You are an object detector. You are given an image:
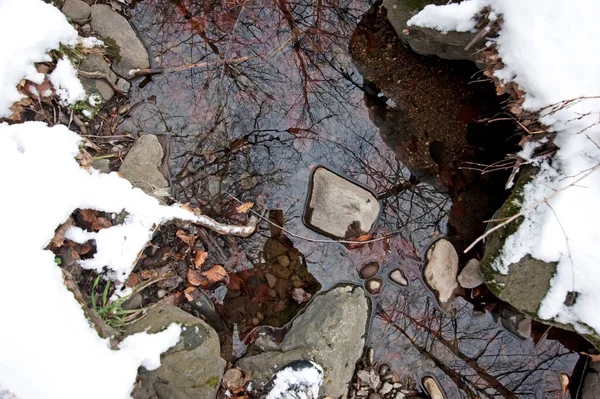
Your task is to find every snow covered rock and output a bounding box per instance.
[262,360,323,399]
[424,239,458,305]
[383,0,482,65]
[90,4,150,78]
[236,286,369,398]
[124,303,226,399]
[79,53,118,101]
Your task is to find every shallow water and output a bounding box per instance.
[123,0,582,396]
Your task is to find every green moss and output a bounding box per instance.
[103,37,122,63]
[205,376,221,389]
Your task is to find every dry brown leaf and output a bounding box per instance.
[201,265,228,284]
[227,273,244,290]
[52,217,74,248]
[126,273,140,288]
[348,234,372,249]
[140,270,157,280]
[194,250,208,269]
[186,268,206,286]
[183,287,200,301]
[236,202,254,214]
[176,229,196,246]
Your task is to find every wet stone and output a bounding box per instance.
[389,269,407,286]
[423,377,444,399]
[305,167,380,239]
[119,134,169,198]
[424,239,458,305]
[90,4,150,78]
[61,0,91,24]
[457,258,484,289]
[121,293,143,310]
[79,53,118,101]
[360,262,380,280]
[265,273,277,288]
[365,278,384,295]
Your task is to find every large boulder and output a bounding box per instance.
[481,167,600,348]
[236,286,370,398]
[124,303,226,399]
[382,0,483,66]
[90,4,150,78]
[304,167,380,239]
[119,134,170,198]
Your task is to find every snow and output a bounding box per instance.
[79,36,105,49]
[0,0,78,117]
[410,0,600,335]
[49,57,86,106]
[407,0,486,33]
[265,361,323,399]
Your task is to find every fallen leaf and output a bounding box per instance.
[126,273,140,288]
[227,273,244,291]
[348,234,372,249]
[291,288,311,304]
[140,270,157,280]
[202,265,228,284]
[187,269,205,286]
[176,229,196,246]
[194,250,208,268]
[52,217,73,248]
[236,202,254,214]
[183,286,200,301]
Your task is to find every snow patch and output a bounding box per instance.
[49,57,86,106]
[407,0,486,33]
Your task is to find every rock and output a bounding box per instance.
[236,286,369,398]
[262,360,323,399]
[422,377,444,399]
[365,278,384,295]
[499,305,532,340]
[277,254,291,267]
[81,24,92,35]
[222,368,245,390]
[125,303,225,399]
[305,167,380,239]
[92,158,111,173]
[360,262,380,279]
[119,134,170,198]
[61,0,90,24]
[389,269,408,286]
[382,0,483,66]
[424,239,458,305]
[265,273,277,288]
[116,78,131,93]
[90,4,150,78]
[380,382,393,395]
[121,293,143,310]
[582,363,600,399]
[79,53,118,101]
[457,258,484,289]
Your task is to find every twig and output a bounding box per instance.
[465,20,494,51]
[129,56,251,77]
[77,70,126,95]
[71,113,88,135]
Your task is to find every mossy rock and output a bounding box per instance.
[480,166,600,350]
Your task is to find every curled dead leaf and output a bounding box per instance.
[194,250,208,269]
[236,202,254,214]
[348,233,372,249]
[176,229,196,247]
[202,265,228,284]
[186,269,206,287]
[183,286,201,301]
[52,217,73,248]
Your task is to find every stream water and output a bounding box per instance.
[121,0,584,397]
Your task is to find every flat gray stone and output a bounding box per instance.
[92,158,111,173]
[119,134,169,198]
[125,304,225,399]
[424,239,458,305]
[583,363,600,399]
[80,53,117,101]
[62,0,90,24]
[90,4,150,78]
[457,258,484,289]
[305,167,380,239]
[236,286,369,398]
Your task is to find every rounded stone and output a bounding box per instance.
[360,262,380,279]
[389,269,408,286]
[457,258,484,289]
[366,278,384,295]
[61,0,91,24]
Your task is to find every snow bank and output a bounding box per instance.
[409,0,600,335]
[407,0,486,33]
[0,122,194,399]
[0,0,78,117]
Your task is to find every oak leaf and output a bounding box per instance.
[236,202,254,214]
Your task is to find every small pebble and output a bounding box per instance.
[156,289,166,299]
[369,393,382,399]
[380,382,393,395]
[360,261,380,279]
[366,278,384,295]
[393,383,401,389]
[389,269,408,286]
[395,393,405,399]
[378,363,390,376]
[252,317,259,326]
[356,390,368,397]
[423,377,444,399]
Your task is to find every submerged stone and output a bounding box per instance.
[304,167,380,239]
[424,239,458,305]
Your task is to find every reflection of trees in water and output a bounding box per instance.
[375,292,576,398]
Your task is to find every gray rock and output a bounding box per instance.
[92,158,111,173]
[236,286,369,398]
[122,293,143,310]
[119,134,170,198]
[61,0,90,24]
[116,78,131,93]
[424,239,458,305]
[305,167,380,239]
[498,305,532,340]
[382,0,483,66]
[457,258,484,289]
[583,363,600,399]
[80,53,118,101]
[90,4,150,78]
[124,303,226,399]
